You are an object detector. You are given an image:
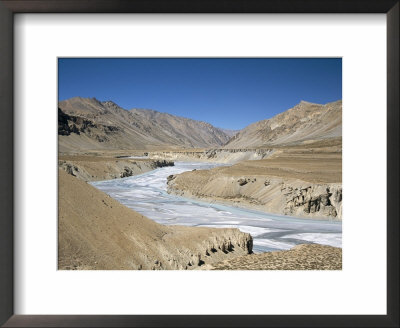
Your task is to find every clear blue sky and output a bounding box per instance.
[58,58,341,130]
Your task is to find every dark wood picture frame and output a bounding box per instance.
[0,1,398,327]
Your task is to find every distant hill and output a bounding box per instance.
[58,97,231,152]
[219,128,240,138]
[224,100,342,148]
[130,107,231,148]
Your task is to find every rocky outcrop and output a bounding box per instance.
[120,167,134,178]
[161,228,253,270]
[205,230,253,256]
[62,163,79,176]
[58,108,75,136]
[167,174,176,182]
[282,185,342,218]
[151,160,175,168]
[58,108,119,140]
[238,178,249,186]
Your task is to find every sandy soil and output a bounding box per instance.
[223,147,342,184]
[206,244,342,270]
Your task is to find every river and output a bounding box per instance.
[91,162,342,253]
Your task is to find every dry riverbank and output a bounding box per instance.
[58,155,173,182]
[59,169,253,270]
[148,148,273,163]
[167,147,342,220]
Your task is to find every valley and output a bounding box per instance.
[58,96,342,270]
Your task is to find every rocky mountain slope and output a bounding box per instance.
[58,97,231,152]
[219,128,240,137]
[224,100,342,148]
[130,108,231,148]
[58,169,253,270]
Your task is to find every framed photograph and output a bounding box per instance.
[0,0,398,327]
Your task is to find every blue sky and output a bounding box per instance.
[58,58,341,130]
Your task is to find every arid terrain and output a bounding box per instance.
[59,155,174,181]
[204,244,342,270]
[59,169,253,270]
[225,100,342,148]
[167,142,342,220]
[58,97,342,270]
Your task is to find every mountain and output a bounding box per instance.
[224,100,342,148]
[58,97,231,152]
[130,108,231,148]
[219,128,240,138]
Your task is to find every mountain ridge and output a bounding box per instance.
[58,97,342,153]
[224,100,342,148]
[58,97,232,152]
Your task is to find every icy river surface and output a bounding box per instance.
[91,162,342,253]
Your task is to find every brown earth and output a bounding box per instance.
[221,146,342,184]
[58,169,253,270]
[167,146,342,220]
[58,155,174,182]
[206,244,342,270]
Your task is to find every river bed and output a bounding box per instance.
[91,162,342,253]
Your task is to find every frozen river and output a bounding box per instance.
[91,162,342,253]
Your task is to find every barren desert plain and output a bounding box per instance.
[58,97,342,270]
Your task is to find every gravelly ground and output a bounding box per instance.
[208,244,342,270]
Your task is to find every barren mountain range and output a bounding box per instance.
[59,97,341,153]
[58,97,231,152]
[224,100,342,148]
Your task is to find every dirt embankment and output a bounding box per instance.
[204,244,342,270]
[167,148,342,220]
[59,169,253,270]
[58,155,174,182]
[148,148,273,163]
